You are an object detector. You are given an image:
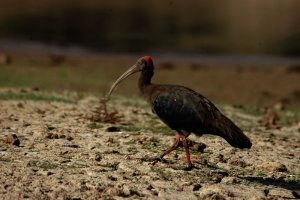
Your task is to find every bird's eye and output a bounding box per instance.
[138,60,144,65]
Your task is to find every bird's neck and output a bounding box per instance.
[138,70,153,94]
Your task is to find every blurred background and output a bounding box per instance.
[0,0,300,106]
[1,0,300,55]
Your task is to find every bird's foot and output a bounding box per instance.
[168,163,193,171]
[151,155,170,166]
[141,155,167,165]
[184,163,193,171]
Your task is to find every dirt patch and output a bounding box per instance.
[0,90,299,199]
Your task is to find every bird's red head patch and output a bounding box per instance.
[144,56,152,65]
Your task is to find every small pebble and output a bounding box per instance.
[95,154,102,162]
[192,184,202,191]
[2,133,20,147]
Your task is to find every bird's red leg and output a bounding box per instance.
[159,133,181,158]
[181,136,192,167]
[144,133,180,164]
[150,133,193,170]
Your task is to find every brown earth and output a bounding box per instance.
[0,89,299,199]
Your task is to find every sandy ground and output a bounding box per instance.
[0,89,299,199]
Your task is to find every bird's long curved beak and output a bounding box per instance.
[105,64,140,100]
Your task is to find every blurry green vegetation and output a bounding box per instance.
[0,60,112,93]
[0,157,13,162]
[0,90,75,103]
[0,0,300,55]
[277,107,300,127]
[145,119,173,135]
[237,106,264,117]
[0,54,300,107]
[119,125,141,132]
[118,96,148,108]
[142,139,168,153]
[0,54,132,97]
[63,162,88,169]
[118,124,172,135]
[87,122,103,129]
[28,160,59,170]
[28,160,87,169]
[123,139,136,145]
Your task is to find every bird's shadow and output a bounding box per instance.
[239,176,300,192]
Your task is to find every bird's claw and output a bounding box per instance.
[167,163,193,171]
[183,163,193,171]
[141,155,166,165]
[151,155,168,166]
[142,155,194,170]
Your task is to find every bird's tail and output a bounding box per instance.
[214,115,252,149]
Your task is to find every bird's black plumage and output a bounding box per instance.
[107,56,252,169]
[148,84,252,148]
[138,59,252,149]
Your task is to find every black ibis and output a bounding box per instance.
[106,56,252,170]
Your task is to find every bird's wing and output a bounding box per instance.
[151,85,207,133]
[151,85,251,148]
[186,88,252,148]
